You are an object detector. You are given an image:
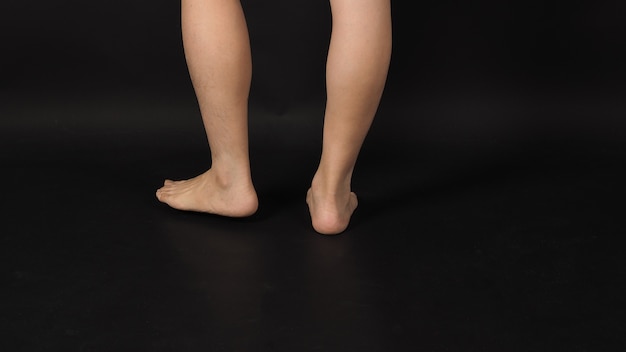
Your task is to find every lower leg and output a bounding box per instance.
[156,0,257,217]
[307,0,392,234]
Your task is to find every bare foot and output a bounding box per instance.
[306,183,358,235]
[156,169,258,217]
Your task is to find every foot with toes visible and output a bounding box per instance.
[156,169,258,218]
[157,169,358,234]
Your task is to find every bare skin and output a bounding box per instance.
[157,0,258,217]
[307,0,392,234]
[157,0,392,235]
[158,171,257,217]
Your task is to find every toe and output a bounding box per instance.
[156,188,169,203]
[350,192,358,209]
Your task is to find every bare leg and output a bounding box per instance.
[307,0,392,234]
[156,0,258,217]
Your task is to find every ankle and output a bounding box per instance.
[210,164,253,189]
[311,170,352,196]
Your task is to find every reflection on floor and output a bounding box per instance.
[2,95,625,351]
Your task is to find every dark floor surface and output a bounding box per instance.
[2,93,626,351]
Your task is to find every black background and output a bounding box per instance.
[2,1,626,351]
[2,0,625,140]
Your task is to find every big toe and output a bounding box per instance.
[156,188,169,203]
